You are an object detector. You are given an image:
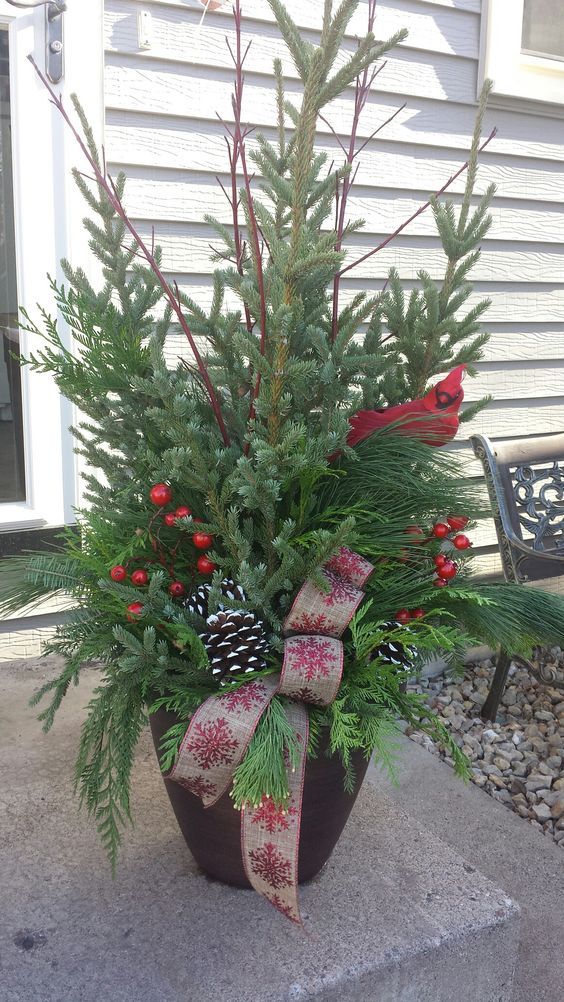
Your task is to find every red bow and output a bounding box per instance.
[347,365,466,448]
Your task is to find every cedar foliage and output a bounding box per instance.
[3,1,564,867]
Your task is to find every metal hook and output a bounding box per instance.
[4,0,66,12]
[5,0,66,82]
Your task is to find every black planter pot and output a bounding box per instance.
[150,708,369,887]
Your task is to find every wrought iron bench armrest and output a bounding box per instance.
[471,433,564,584]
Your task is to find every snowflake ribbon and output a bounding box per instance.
[170,546,373,924]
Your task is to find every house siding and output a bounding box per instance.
[103,0,564,577]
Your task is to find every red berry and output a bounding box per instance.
[175,505,192,519]
[434,554,447,567]
[164,512,177,527]
[432,522,450,539]
[193,517,203,524]
[453,533,471,550]
[110,565,127,582]
[126,601,144,621]
[395,608,411,625]
[149,483,172,507]
[411,608,425,619]
[197,555,217,575]
[169,581,186,598]
[447,515,469,532]
[131,569,149,586]
[437,559,457,581]
[433,577,448,588]
[193,531,213,550]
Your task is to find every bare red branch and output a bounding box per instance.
[29,56,232,448]
[339,128,498,279]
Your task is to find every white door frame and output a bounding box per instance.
[0,0,103,531]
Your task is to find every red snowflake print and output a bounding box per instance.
[178,774,217,799]
[290,611,333,634]
[251,795,297,834]
[266,893,299,923]
[322,569,359,607]
[287,636,339,681]
[186,717,238,771]
[325,547,370,585]
[222,682,268,714]
[288,685,325,705]
[248,842,292,889]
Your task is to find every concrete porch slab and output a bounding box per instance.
[1,657,519,1002]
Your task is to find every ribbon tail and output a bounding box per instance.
[170,676,279,806]
[241,701,309,926]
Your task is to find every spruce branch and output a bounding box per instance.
[339,128,497,278]
[329,0,404,342]
[224,2,268,451]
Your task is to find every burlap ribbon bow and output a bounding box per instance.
[170,546,373,923]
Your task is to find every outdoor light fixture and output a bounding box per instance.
[5,0,65,82]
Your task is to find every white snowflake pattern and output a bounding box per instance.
[186,717,239,771]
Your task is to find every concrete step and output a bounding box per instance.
[1,657,519,1002]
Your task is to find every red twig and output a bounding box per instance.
[330,0,382,342]
[353,100,406,160]
[220,17,254,340]
[338,128,498,279]
[28,57,232,448]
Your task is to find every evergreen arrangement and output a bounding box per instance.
[4,0,564,870]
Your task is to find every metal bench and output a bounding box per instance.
[470,433,564,721]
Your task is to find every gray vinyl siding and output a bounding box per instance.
[103,0,564,576]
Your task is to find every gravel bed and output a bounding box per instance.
[407,656,564,847]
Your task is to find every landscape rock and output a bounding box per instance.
[532,803,553,823]
[527,773,553,792]
[411,657,564,849]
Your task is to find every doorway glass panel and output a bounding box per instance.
[0,27,25,502]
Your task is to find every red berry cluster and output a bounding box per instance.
[392,515,472,620]
[394,607,425,624]
[431,515,471,588]
[110,483,220,622]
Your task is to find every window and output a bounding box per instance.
[0,1,103,532]
[0,28,24,503]
[480,0,564,105]
[521,0,564,62]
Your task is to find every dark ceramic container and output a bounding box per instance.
[150,708,369,887]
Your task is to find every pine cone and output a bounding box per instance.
[184,578,246,620]
[202,609,270,682]
[371,623,415,671]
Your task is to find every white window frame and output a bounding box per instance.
[0,0,103,531]
[480,0,564,106]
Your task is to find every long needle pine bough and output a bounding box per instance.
[3,0,564,869]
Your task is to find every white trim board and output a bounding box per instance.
[0,0,104,531]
